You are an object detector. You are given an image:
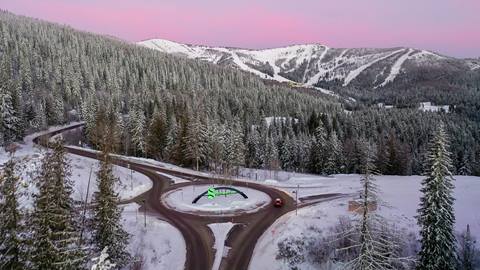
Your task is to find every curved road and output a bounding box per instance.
[34,123,346,270]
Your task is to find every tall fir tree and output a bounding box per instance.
[145,107,168,160]
[0,159,25,269]
[309,125,328,174]
[30,140,85,270]
[91,124,130,269]
[342,162,403,270]
[183,116,207,170]
[417,124,457,270]
[0,86,20,145]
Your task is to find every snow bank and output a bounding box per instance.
[208,222,237,270]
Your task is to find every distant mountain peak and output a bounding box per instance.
[138,38,476,89]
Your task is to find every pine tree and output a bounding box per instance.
[184,116,207,170]
[0,159,25,269]
[324,131,344,175]
[164,117,178,162]
[417,124,457,270]
[91,131,130,269]
[263,135,279,172]
[457,224,478,270]
[146,108,167,160]
[0,86,20,144]
[129,108,146,156]
[224,122,245,176]
[30,141,86,270]
[341,162,403,270]
[458,152,472,176]
[309,125,328,174]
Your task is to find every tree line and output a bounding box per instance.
[1,11,479,176]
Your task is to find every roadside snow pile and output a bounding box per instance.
[122,203,186,270]
[208,222,237,270]
[162,184,270,215]
[249,174,480,270]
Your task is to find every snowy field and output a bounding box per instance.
[122,203,186,270]
[249,174,480,270]
[162,184,271,216]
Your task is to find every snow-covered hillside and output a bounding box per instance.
[138,39,474,89]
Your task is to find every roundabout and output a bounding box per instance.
[162,184,271,216]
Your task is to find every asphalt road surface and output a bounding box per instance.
[34,123,346,270]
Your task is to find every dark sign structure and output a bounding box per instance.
[192,186,248,204]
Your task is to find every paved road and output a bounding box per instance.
[34,124,346,270]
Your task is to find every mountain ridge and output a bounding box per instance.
[138,38,479,91]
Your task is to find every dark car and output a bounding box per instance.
[274,198,283,207]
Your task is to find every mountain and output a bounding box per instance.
[138,39,479,91]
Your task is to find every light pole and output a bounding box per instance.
[79,165,93,244]
[143,199,146,228]
[295,184,299,216]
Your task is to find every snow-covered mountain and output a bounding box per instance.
[138,39,478,89]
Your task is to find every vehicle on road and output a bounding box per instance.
[274,198,283,207]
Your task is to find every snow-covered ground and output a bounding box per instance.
[0,124,152,208]
[419,101,450,113]
[70,154,151,203]
[208,222,237,270]
[122,203,186,270]
[162,184,271,216]
[249,174,480,270]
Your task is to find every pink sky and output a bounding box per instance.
[2,0,479,58]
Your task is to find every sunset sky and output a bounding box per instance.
[2,0,479,58]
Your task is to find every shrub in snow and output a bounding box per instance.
[91,247,116,270]
[276,236,306,268]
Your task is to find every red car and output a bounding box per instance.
[274,198,283,207]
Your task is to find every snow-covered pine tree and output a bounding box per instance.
[0,159,26,269]
[91,130,130,269]
[129,107,146,156]
[263,134,279,171]
[205,122,226,174]
[30,140,86,270]
[146,107,168,160]
[0,86,20,145]
[224,121,245,176]
[245,128,262,169]
[458,152,472,176]
[279,135,294,171]
[183,116,207,170]
[309,125,327,174]
[457,224,478,270]
[417,124,457,270]
[337,157,406,270]
[324,131,343,175]
[164,116,178,162]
